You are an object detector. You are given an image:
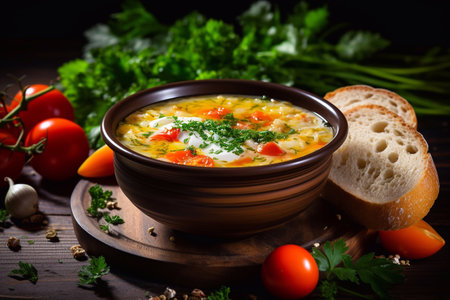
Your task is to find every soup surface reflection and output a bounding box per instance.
[116,95,333,167]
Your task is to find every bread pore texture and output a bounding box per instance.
[324,85,417,129]
[322,105,439,230]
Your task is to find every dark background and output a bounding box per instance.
[2,0,450,45]
[1,0,449,84]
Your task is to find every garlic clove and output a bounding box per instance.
[4,177,39,219]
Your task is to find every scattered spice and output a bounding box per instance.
[191,289,206,298]
[336,214,342,221]
[169,236,175,242]
[106,201,119,210]
[70,244,87,260]
[45,228,58,241]
[313,242,320,248]
[7,236,21,251]
[164,287,176,299]
[58,259,63,264]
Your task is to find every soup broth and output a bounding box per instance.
[116,95,333,167]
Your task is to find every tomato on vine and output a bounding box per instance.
[11,84,75,135]
[25,118,89,181]
[0,130,26,185]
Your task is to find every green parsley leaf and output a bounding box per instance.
[0,209,8,223]
[311,238,404,299]
[8,261,38,284]
[87,185,113,217]
[78,256,110,285]
[103,213,124,225]
[208,285,231,300]
[27,240,35,245]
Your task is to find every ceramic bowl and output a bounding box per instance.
[101,79,347,237]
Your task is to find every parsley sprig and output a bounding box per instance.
[78,256,110,286]
[8,261,38,284]
[311,238,404,299]
[173,114,290,155]
[0,209,9,225]
[208,286,231,300]
[86,185,113,217]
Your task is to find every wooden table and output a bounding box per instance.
[1,50,449,300]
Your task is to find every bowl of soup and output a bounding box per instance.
[101,79,347,237]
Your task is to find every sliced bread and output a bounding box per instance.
[322,105,439,230]
[324,85,418,129]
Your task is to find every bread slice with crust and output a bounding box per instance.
[322,105,439,230]
[324,85,418,129]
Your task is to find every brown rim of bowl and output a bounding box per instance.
[101,79,347,175]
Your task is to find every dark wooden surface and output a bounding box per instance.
[1,50,450,300]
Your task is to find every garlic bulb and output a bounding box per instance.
[4,177,39,219]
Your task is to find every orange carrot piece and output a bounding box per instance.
[77,144,114,178]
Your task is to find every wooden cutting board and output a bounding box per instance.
[71,179,374,287]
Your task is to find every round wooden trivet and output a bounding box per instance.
[71,179,374,287]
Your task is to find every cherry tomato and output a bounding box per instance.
[257,141,285,156]
[25,118,89,181]
[77,144,114,178]
[0,130,26,185]
[150,128,181,142]
[261,244,319,300]
[0,103,20,137]
[203,107,231,119]
[379,219,445,259]
[11,84,75,135]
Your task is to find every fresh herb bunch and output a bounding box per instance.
[86,184,113,217]
[78,256,110,285]
[8,261,38,284]
[311,238,404,299]
[58,0,450,148]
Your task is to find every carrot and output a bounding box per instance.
[257,142,284,156]
[202,107,231,119]
[77,144,114,178]
[226,156,253,166]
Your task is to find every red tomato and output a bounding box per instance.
[0,103,20,137]
[184,155,215,167]
[25,118,89,181]
[203,107,231,119]
[11,84,75,135]
[150,128,181,142]
[163,149,195,164]
[162,150,215,167]
[379,219,445,259]
[261,244,319,300]
[0,130,26,185]
[257,141,285,156]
